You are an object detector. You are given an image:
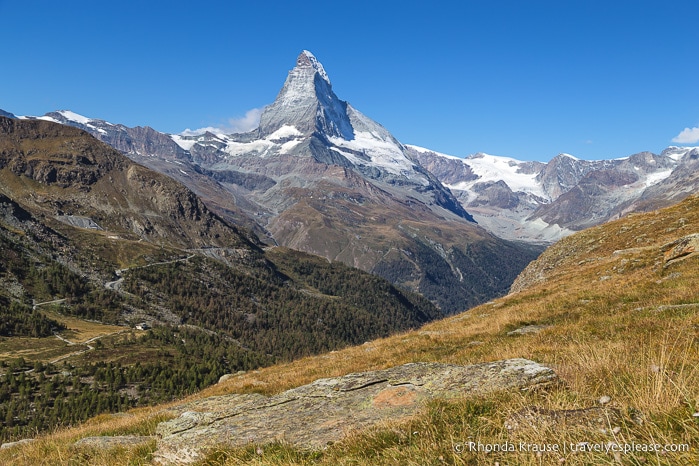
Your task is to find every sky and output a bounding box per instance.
[1,0,698,161]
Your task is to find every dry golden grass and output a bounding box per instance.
[3,196,699,465]
[39,309,125,345]
[0,337,68,361]
[0,311,128,365]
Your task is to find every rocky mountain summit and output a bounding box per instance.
[256,50,353,140]
[172,50,471,222]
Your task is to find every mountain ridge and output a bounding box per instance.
[409,143,699,243]
[7,104,697,249]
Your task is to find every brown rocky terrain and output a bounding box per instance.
[0,116,254,250]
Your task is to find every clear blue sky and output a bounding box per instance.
[2,0,698,161]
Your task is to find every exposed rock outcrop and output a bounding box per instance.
[662,233,699,266]
[0,438,34,450]
[153,359,557,464]
[506,324,550,336]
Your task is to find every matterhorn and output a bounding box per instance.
[9,51,543,313]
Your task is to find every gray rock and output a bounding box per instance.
[0,438,34,449]
[257,50,353,140]
[55,215,102,230]
[73,435,153,449]
[507,324,550,336]
[153,359,556,465]
[662,233,699,266]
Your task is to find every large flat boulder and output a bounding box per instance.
[154,359,557,464]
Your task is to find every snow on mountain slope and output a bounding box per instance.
[329,127,422,179]
[29,110,112,135]
[408,145,547,200]
[8,47,699,253]
[409,144,699,243]
[663,146,698,161]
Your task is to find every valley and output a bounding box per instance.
[10,51,545,314]
[3,189,697,465]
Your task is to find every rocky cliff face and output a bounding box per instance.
[0,117,253,250]
[257,50,354,140]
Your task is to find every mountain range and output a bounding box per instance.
[5,51,699,312]
[0,114,447,438]
[6,51,543,314]
[411,144,699,242]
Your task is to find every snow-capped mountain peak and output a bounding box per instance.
[298,50,330,84]
[661,145,699,161]
[55,110,92,125]
[29,110,115,136]
[557,152,579,161]
[257,50,353,140]
[408,145,548,199]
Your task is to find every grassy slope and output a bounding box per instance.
[3,196,699,464]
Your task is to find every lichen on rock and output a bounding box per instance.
[153,359,557,465]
